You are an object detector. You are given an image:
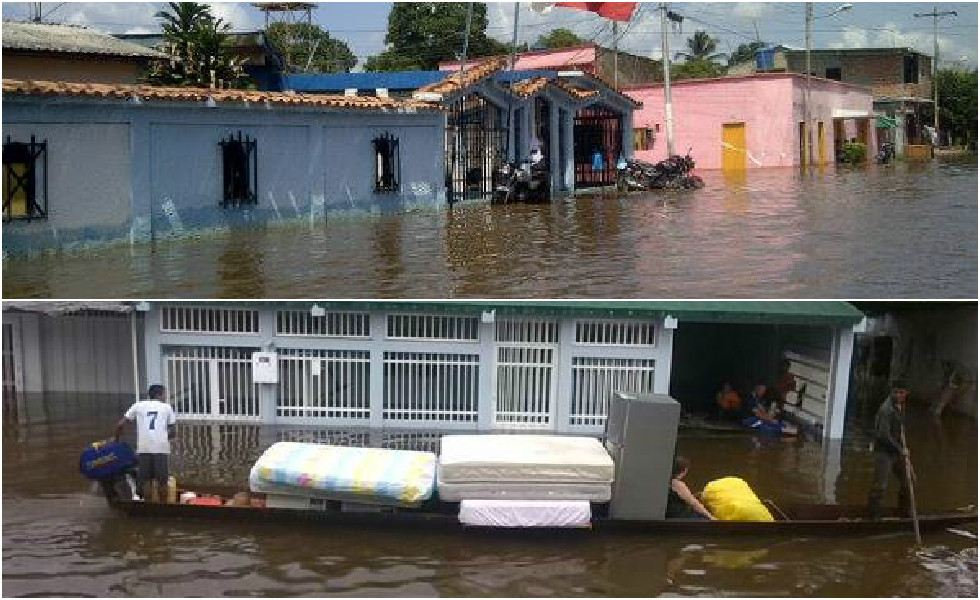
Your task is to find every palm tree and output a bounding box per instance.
[675,30,727,64]
[146,2,248,88]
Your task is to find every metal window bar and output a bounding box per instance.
[276,310,371,337]
[495,346,555,428]
[386,314,479,342]
[575,320,657,346]
[276,427,371,447]
[219,131,258,207]
[495,318,559,344]
[276,348,371,420]
[163,346,261,420]
[573,106,623,187]
[161,306,259,334]
[382,352,479,422]
[3,135,48,222]
[372,132,400,193]
[570,357,656,427]
[446,94,507,203]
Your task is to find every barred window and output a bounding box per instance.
[373,132,400,193]
[3,135,47,221]
[219,132,257,207]
[633,128,654,152]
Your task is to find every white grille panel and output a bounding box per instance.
[575,320,657,346]
[163,346,261,420]
[383,352,479,422]
[276,311,370,337]
[495,318,559,344]
[495,346,555,428]
[387,314,479,341]
[276,348,371,420]
[570,357,656,427]
[161,306,259,334]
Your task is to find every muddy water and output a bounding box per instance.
[2,395,976,597]
[3,161,977,299]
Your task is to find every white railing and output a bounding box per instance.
[570,357,656,427]
[495,346,555,428]
[495,318,559,344]
[276,310,371,338]
[575,320,657,346]
[382,352,480,423]
[387,314,480,341]
[161,306,259,334]
[277,348,371,420]
[164,346,261,420]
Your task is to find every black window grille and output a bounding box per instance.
[903,55,919,84]
[825,67,842,81]
[372,132,400,193]
[219,132,257,207]
[3,135,47,222]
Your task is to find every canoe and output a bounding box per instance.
[107,483,977,537]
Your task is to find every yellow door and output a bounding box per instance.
[722,123,746,171]
[817,122,826,166]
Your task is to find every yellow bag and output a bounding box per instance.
[701,477,774,521]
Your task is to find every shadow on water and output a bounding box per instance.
[3,162,977,298]
[2,393,977,597]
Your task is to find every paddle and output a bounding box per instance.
[900,425,922,545]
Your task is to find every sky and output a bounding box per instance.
[2,1,977,69]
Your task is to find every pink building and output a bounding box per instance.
[624,73,876,170]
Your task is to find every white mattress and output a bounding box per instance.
[438,435,615,484]
[459,499,592,528]
[437,479,611,502]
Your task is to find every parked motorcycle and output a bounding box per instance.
[618,151,704,191]
[875,141,896,164]
[492,154,551,204]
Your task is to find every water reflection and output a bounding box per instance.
[3,162,976,299]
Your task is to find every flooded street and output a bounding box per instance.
[3,395,976,597]
[3,160,976,299]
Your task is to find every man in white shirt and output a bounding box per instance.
[114,384,176,503]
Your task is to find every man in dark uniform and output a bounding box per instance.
[867,380,912,520]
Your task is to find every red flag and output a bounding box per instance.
[555,2,637,22]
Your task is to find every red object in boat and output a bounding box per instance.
[188,497,223,506]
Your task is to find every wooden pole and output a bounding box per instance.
[900,425,922,545]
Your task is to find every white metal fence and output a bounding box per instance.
[276,310,370,338]
[387,314,480,341]
[161,306,260,334]
[575,320,657,346]
[570,357,656,427]
[276,348,371,421]
[382,352,480,423]
[164,346,261,420]
[495,346,556,428]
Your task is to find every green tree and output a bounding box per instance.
[935,68,978,150]
[267,22,356,73]
[727,41,767,67]
[675,30,726,63]
[364,2,508,72]
[671,58,724,80]
[145,2,249,88]
[536,28,585,50]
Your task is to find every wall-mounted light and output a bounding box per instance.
[482,310,496,324]
[134,301,151,312]
[663,315,678,330]
[311,304,326,317]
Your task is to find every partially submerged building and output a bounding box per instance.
[625,73,876,170]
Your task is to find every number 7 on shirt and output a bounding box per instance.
[148,411,158,430]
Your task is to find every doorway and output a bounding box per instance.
[722,123,747,171]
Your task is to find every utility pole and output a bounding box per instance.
[660,3,675,157]
[914,6,957,135]
[613,21,619,91]
[804,2,813,168]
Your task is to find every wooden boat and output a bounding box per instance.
[107,483,977,537]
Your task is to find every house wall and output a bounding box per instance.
[1,54,147,84]
[785,51,932,100]
[626,75,873,169]
[2,98,446,255]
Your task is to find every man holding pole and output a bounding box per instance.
[867,380,913,520]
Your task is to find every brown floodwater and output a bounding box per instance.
[3,161,977,299]
[2,393,976,597]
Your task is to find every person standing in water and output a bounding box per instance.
[114,384,176,503]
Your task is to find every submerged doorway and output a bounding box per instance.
[573,105,622,187]
[722,123,747,171]
[446,94,507,203]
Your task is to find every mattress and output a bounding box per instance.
[248,442,436,507]
[459,499,592,528]
[437,479,611,502]
[438,435,615,484]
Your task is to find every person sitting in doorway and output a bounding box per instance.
[773,360,801,413]
[742,383,798,436]
[715,382,742,421]
[665,456,716,520]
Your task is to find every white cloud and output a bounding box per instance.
[830,21,973,67]
[207,2,261,31]
[732,3,773,21]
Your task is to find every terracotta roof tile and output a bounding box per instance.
[510,76,551,99]
[416,55,508,95]
[2,79,442,112]
[551,79,601,101]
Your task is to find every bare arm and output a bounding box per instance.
[113,417,128,442]
[672,479,716,520]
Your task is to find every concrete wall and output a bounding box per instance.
[2,54,147,84]
[1,311,137,395]
[625,74,873,169]
[2,98,446,255]
[785,51,932,101]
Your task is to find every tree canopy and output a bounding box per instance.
[364,2,510,72]
[727,41,767,67]
[935,68,978,149]
[535,28,586,50]
[671,58,725,80]
[145,2,249,88]
[675,30,726,64]
[267,22,356,73]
